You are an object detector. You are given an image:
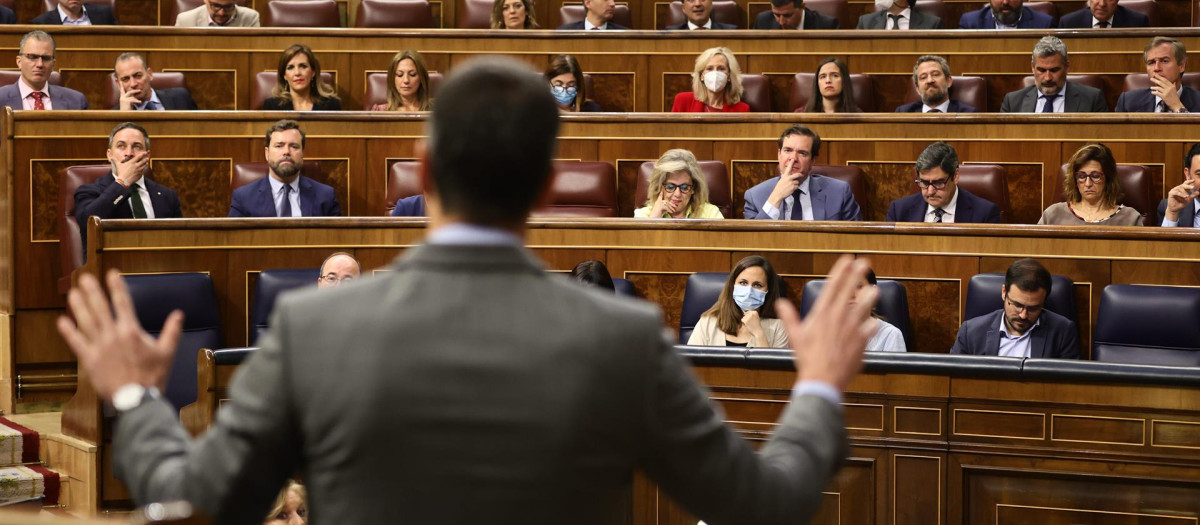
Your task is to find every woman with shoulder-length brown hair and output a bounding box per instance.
[371,50,433,112]
[264,44,340,111]
[491,0,539,28]
[803,57,860,114]
[1038,143,1142,226]
[544,54,601,112]
[687,255,788,348]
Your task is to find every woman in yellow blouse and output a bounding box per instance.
[634,149,724,219]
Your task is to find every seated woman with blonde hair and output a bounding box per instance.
[371,50,433,112]
[1038,143,1142,226]
[687,255,788,348]
[634,149,723,219]
[264,480,307,525]
[670,47,750,113]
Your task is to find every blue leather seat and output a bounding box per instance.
[964,273,1077,323]
[125,273,222,411]
[799,279,913,351]
[251,269,320,345]
[1093,285,1200,366]
[613,278,635,298]
[679,272,728,344]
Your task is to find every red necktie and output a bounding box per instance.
[29,91,45,110]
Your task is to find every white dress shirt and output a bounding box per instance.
[761,175,814,220]
[584,18,608,29]
[687,18,713,29]
[884,8,910,29]
[1091,15,1112,27]
[129,178,156,218]
[267,176,302,217]
[924,99,951,113]
[997,315,1039,358]
[58,4,92,24]
[1036,85,1067,113]
[925,185,959,223]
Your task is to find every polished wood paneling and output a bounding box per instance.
[152,159,234,218]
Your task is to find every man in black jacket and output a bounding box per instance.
[112,53,199,110]
[753,0,840,29]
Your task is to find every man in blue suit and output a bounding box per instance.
[229,120,341,218]
[1159,143,1200,228]
[32,0,118,24]
[556,0,629,29]
[895,56,978,113]
[1058,0,1148,28]
[886,142,1002,224]
[0,31,89,110]
[1115,37,1200,113]
[391,195,427,217]
[951,259,1080,359]
[667,0,738,29]
[959,0,1052,28]
[744,125,862,221]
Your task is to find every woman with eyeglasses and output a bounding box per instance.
[1038,143,1142,226]
[491,0,539,28]
[544,55,601,112]
[801,57,860,114]
[687,255,788,348]
[634,149,724,219]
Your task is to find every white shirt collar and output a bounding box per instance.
[1038,83,1066,99]
[926,184,959,220]
[1091,15,1112,27]
[267,174,298,196]
[134,90,163,110]
[58,3,91,24]
[793,9,806,29]
[885,7,910,28]
[583,17,607,30]
[687,18,713,29]
[998,313,1040,339]
[924,99,951,113]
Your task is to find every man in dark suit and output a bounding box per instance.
[0,31,89,110]
[229,120,341,218]
[958,0,1053,28]
[32,0,118,24]
[856,0,942,29]
[753,0,840,29]
[895,55,978,112]
[885,142,1002,223]
[0,6,16,23]
[58,57,878,525]
[744,125,862,221]
[1159,143,1200,228]
[556,0,628,29]
[1059,0,1148,28]
[1115,36,1200,113]
[667,0,738,29]
[951,259,1080,359]
[74,122,182,257]
[390,194,427,217]
[1000,36,1108,113]
[112,53,198,110]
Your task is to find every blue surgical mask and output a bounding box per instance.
[732,285,767,312]
[551,85,577,106]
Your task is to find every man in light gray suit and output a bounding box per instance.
[856,0,943,29]
[1001,36,1108,113]
[58,57,877,525]
[0,31,88,110]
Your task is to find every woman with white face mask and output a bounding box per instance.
[544,54,602,112]
[687,256,789,348]
[671,46,750,113]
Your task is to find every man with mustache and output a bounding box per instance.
[959,0,1052,29]
[229,120,341,217]
[1001,36,1108,113]
[950,259,1080,359]
[895,55,978,113]
[667,0,737,29]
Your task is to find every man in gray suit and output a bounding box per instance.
[856,0,943,29]
[1001,36,1108,113]
[58,57,877,525]
[0,31,88,110]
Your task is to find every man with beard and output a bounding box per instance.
[229,120,341,217]
[1115,36,1200,113]
[895,55,978,113]
[950,259,1080,359]
[1001,36,1108,113]
[959,0,1052,28]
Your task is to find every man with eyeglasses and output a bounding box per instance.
[885,141,1002,223]
[950,259,1080,359]
[743,125,862,221]
[316,252,361,289]
[31,0,117,24]
[175,0,261,26]
[0,31,89,111]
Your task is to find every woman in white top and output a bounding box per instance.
[687,255,788,348]
[854,268,906,352]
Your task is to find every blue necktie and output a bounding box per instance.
[279,184,292,217]
[1042,93,1057,113]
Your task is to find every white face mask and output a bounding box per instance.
[702,70,728,93]
[874,0,894,10]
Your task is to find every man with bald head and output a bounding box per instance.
[317,252,361,289]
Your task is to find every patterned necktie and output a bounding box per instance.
[129,184,148,219]
[1157,100,1167,113]
[1097,20,1110,28]
[1042,93,1057,113]
[279,184,293,217]
[29,91,45,110]
[933,207,945,223]
[888,14,900,29]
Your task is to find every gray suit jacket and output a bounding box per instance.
[114,242,847,525]
[0,82,89,110]
[855,9,943,29]
[1000,82,1108,113]
[174,4,261,26]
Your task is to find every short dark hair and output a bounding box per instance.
[776,125,821,157]
[769,0,802,6]
[1184,143,1200,171]
[265,119,305,148]
[1004,258,1052,295]
[108,122,149,150]
[426,57,559,228]
[570,260,615,291]
[915,141,958,177]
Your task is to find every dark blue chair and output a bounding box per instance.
[613,278,635,298]
[125,273,222,411]
[799,279,913,352]
[964,273,1077,324]
[1093,285,1200,366]
[250,269,320,345]
[679,272,728,344]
